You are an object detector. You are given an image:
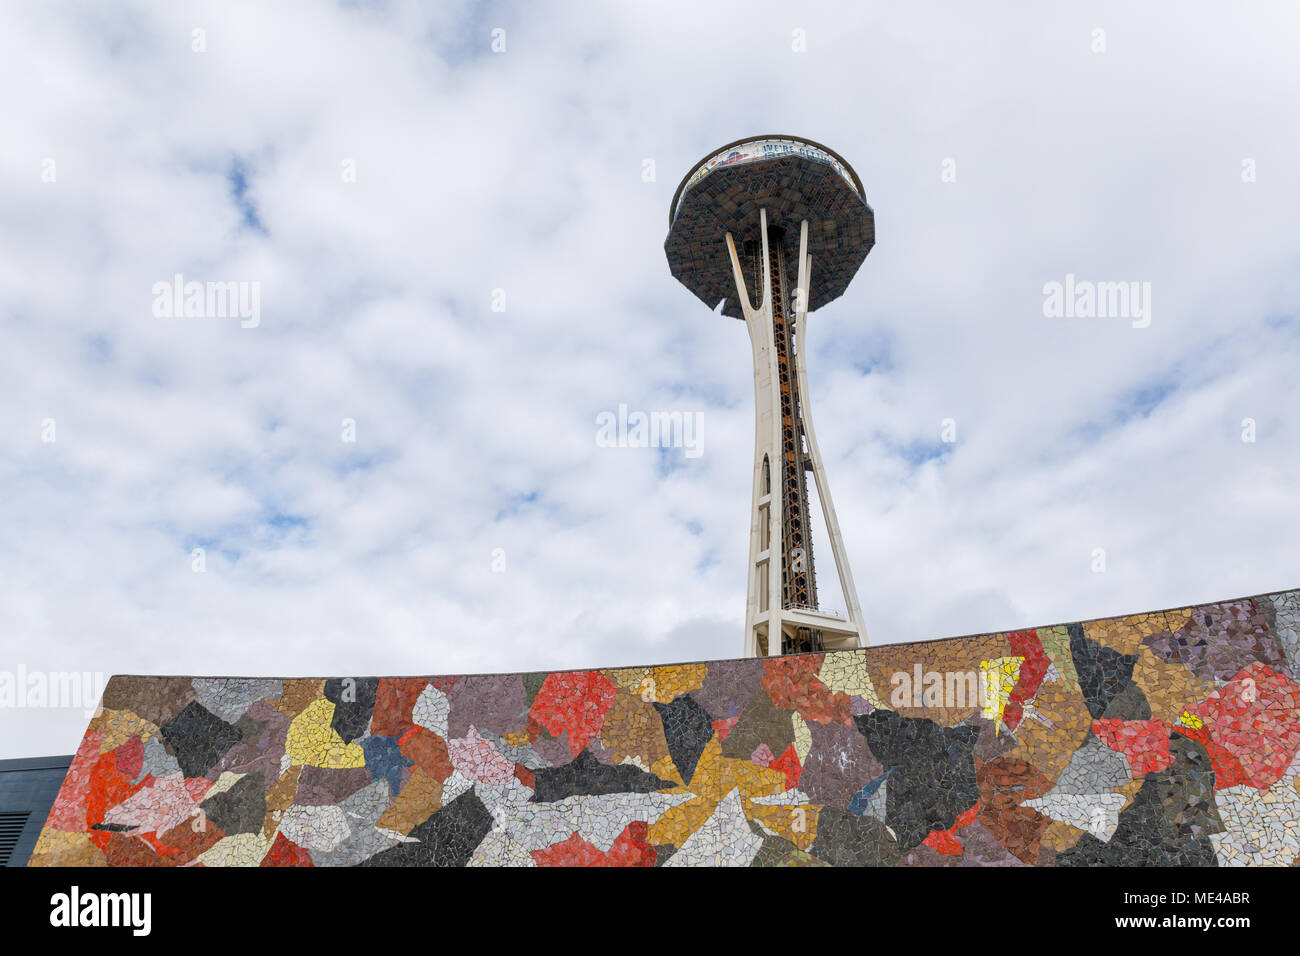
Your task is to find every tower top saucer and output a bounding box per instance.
[665,135,874,319]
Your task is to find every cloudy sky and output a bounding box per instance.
[3,1,1299,757]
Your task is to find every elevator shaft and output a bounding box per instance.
[753,233,821,654]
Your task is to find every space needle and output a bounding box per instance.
[665,136,875,657]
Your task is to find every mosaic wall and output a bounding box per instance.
[28,589,1300,867]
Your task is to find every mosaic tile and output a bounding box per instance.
[323,677,379,744]
[652,694,714,784]
[198,831,272,867]
[598,689,672,770]
[1145,600,1291,683]
[1070,625,1139,719]
[530,749,674,802]
[1059,734,1221,866]
[1209,782,1300,866]
[27,587,1300,866]
[91,708,157,752]
[200,771,266,834]
[532,821,658,867]
[160,701,242,778]
[285,699,366,769]
[664,788,762,866]
[411,682,450,738]
[1266,592,1300,666]
[192,678,283,725]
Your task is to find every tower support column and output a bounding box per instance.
[727,211,867,656]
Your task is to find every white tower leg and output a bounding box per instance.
[727,212,867,656]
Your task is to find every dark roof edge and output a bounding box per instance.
[0,755,74,772]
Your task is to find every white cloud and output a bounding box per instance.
[2,0,1299,756]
